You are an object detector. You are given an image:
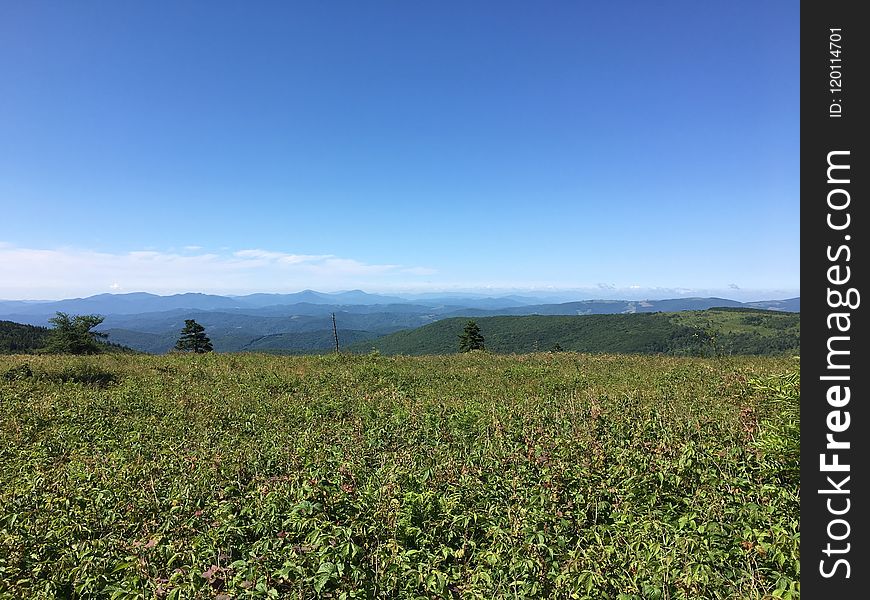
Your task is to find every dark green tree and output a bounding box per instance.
[45,312,108,354]
[458,320,485,352]
[174,319,213,353]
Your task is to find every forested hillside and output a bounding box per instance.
[1,320,136,354]
[0,321,50,353]
[350,309,799,356]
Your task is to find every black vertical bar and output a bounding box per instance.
[801,1,868,594]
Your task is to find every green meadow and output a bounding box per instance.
[0,352,799,599]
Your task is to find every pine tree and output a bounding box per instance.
[458,320,485,352]
[45,312,108,354]
[174,319,213,353]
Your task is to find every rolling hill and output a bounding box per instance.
[347,308,800,356]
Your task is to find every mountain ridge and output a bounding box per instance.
[0,292,799,354]
[0,291,800,319]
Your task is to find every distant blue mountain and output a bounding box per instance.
[0,292,241,315]
[0,290,555,317]
[744,297,800,312]
[237,290,407,307]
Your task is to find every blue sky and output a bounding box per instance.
[0,1,799,300]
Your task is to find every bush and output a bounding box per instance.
[3,363,33,381]
[51,363,119,387]
[750,363,800,483]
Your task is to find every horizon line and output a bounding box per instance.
[0,287,802,304]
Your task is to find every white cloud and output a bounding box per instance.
[0,242,799,301]
[0,243,434,299]
[233,249,320,262]
[401,266,438,276]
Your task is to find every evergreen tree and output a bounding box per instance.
[45,312,107,354]
[174,319,213,353]
[458,320,485,352]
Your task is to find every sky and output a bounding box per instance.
[0,1,799,301]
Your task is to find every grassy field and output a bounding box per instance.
[0,352,799,599]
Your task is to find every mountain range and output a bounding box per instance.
[0,291,799,354]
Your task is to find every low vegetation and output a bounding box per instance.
[0,352,799,598]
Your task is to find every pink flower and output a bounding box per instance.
[201,565,219,580]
